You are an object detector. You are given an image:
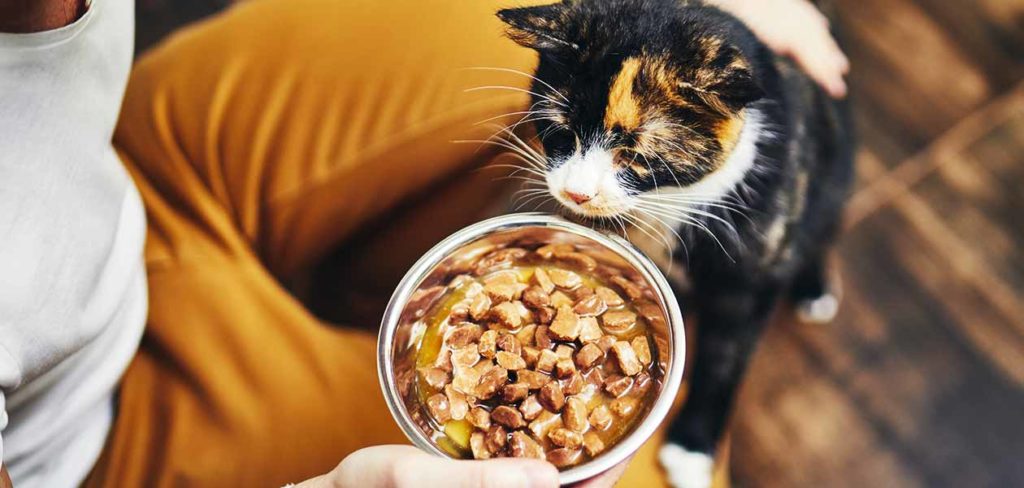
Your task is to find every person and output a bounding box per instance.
[0,0,847,486]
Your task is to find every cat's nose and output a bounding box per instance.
[564,190,593,205]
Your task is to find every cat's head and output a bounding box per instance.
[497,0,768,219]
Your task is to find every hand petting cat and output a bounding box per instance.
[709,0,850,98]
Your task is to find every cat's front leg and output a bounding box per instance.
[659,284,781,488]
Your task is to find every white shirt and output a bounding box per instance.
[0,0,146,486]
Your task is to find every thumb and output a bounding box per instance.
[333,445,560,488]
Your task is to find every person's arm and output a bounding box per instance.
[0,4,94,484]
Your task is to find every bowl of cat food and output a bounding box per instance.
[377,213,685,484]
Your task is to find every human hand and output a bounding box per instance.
[291,445,559,488]
[708,0,850,98]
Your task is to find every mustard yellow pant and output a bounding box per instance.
[84,0,728,485]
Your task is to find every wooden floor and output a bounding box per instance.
[730,1,1024,486]
[133,1,1024,486]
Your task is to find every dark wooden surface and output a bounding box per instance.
[132,1,1024,486]
[730,1,1024,487]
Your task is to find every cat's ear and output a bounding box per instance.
[683,44,765,111]
[496,4,578,52]
[707,67,764,109]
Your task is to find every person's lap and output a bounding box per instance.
[85,0,724,485]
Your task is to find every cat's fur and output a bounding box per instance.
[497,1,854,485]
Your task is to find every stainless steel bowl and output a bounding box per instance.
[377,213,685,484]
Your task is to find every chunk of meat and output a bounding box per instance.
[535,325,554,349]
[595,286,624,307]
[474,366,508,399]
[549,291,574,308]
[517,370,551,390]
[522,286,551,310]
[548,304,581,337]
[491,405,527,429]
[555,251,598,271]
[468,407,491,430]
[536,243,575,259]
[470,432,491,459]
[588,404,613,431]
[509,431,546,459]
[611,275,643,300]
[554,358,576,379]
[496,334,521,355]
[489,301,523,329]
[548,268,583,289]
[573,294,606,317]
[469,293,492,321]
[426,393,451,423]
[536,349,558,373]
[602,310,637,333]
[451,366,482,396]
[444,385,469,420]
[478,330,498,358]
[577,317,603,342]
[419,367,450,390]
[485,425,508,453]
[631,336,652,366]
[521,346,541,368]
[515,324,538,347]
[533,267,556,293]
[603,374,634,398]
[611,341,644,376]
[451,346,480,369]
[563,371,586,395]
[539,381,566,412]
[563,397,589,433]
[500,382,529,403]
[446,323,483,347]
[548,428,584,449]
[496,351,527,371]
[574,342,604,370]
[519,394,544,420]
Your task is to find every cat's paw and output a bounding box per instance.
[795,291,840,324]
[659,443,713,488]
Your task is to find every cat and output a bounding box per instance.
[495,1,854,486]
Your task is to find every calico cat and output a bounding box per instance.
[495,0,854,486]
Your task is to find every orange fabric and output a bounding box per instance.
[84,0,730,486]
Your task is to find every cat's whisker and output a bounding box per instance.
[634,204,735,261]
[484,163,547,179]
[628,208,689,265]
[512,191,551,210]
[464,85,567,108]
[637,194,753,217]
[621,212,675,262]
[463,66,571,104]
[473,109,558,127]
[454,139,546,169]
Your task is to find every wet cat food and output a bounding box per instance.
[413,243,666,469]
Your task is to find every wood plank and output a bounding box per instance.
[733,202,1024,487]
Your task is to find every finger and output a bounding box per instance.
[336,445,560,488]
[791,31,848,98]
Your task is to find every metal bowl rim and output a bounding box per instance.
[377,212,686,484]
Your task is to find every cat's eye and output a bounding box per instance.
[539,124,578,156]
